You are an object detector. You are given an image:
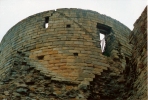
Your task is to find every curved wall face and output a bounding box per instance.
[0,8,131,82]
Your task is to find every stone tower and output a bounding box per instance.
[0,8,146,100]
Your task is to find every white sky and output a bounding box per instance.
[0,0,147,42]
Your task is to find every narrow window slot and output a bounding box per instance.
[44,17,49,28]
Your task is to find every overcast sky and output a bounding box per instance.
[0,0,147,42]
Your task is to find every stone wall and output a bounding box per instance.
[0,8,131,82]
[0,8,134,99]
[124,6,147,100]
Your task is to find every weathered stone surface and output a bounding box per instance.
[123,6,147,100]
[0,7,146,100]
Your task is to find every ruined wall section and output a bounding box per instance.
[0,8,131,83]
[124,7,147,100]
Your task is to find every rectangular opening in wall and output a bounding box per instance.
[96,23,111,55]
[73,53,78,56]
[44,17,49,28]
[66,24,71,28]
[37,55,44,60]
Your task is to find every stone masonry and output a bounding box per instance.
[0,8,146,100]
[124,7,147,100]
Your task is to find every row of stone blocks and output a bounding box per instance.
[0,8,131,84]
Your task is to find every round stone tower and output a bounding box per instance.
[0,8,131,84]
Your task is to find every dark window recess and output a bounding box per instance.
[66,24,71,28]
[96,23,111,53]
[37,55,44,60]
[73,53,78,56]
[44,17,49,28]
[96,23,111,34]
